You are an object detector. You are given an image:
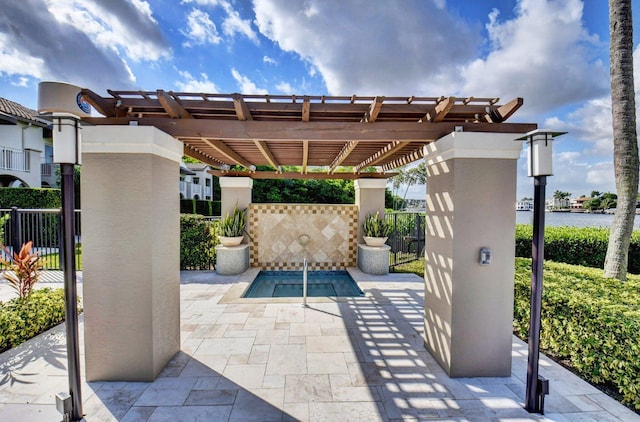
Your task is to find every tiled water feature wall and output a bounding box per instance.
[249,204,359,270]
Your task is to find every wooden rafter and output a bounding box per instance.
[183,144,223,167]
[232,93,253,121]
[302,96,310,122]
[81,89,118,117]
[354,141,406,172]
[425,96,456,122]
[362,96,384,123]
[381,148,425,172]
[157,90,192,118]
[254,140,280,171]
[495,97,523,122]
[209,170,396,179]
[202,138,255,170]
[301,140,309,174]
[328,140,359,173]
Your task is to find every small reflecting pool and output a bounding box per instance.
[243,270,364,298]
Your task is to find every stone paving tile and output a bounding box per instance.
[266,344,307,375]
[307,352,348,375]
[285,374,332,403]
[1,272,638,421]
[147,405,233,421]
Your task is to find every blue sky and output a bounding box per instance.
[0,0,637,200]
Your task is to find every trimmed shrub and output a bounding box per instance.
[514,258,640,410]
[180,199,221,216]
[180,214,219,270]
[515,225,640,274]
[0,188,61,209]
[0,288,76,352]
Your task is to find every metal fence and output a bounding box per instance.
[386,212,425,268]
[0,208,82,270]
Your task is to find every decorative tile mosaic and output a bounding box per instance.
[248,204,358,270]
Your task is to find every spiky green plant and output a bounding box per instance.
[362,211,392,237]
[220,206,248,237]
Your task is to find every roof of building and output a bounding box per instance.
[0,97,48,127]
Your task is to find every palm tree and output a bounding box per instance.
[604,0,639,280]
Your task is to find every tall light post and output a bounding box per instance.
[516,129,566,414]
[38,82,90,421]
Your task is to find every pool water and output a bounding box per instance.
[243,270,364,298]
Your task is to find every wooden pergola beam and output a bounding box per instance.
[157,90,192,118]
[354,141,406,171]
[302,96,310,122]
[495,97,523,122]
[202,138,255,170]
[209,170,396,179]
[426,96,456,122]
[328,140,359,173]
[183,144,224,167]
[254,140,280,171]
[382,148,425,172]
[362,96,384,122]
[81,89,118,117]
[301,140,309,174]
[232,93,253,121]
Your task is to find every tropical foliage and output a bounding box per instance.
[220,206,247,237]
[0,241,42,299]
[515,225,640,274]
[362,211,392,237]
[514,258,640,410]
[0,288,73,353]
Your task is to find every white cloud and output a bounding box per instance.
[45,0,170,63]
[231,68,268,94]
[182,8,222,46]
[460,0,608,116]
[220,2,259,43]
[253,0,477,95]
[263,56,276,65]
[275,81,294,94]
[175,70,219,92]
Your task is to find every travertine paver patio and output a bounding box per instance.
[0,270,638,421]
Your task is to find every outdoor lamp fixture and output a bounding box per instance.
[516,129,566,414]
[38,81,90,422]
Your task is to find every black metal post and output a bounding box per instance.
[10,206,20,254]
[61,163,83,421]
[525,175,546,413]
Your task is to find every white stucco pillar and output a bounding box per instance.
[219,176,253,217]
[423,131,523,377]
[82,126,182,381]
[354,178,387,243]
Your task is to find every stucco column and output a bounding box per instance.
[219,176,253,217]
[81,126,182,381]
[354,178,386,243]
[423,131,522,377]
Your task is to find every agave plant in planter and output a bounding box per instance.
[219,206,248,247]
[362,211,392,247]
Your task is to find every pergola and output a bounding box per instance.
[80,90,535,178]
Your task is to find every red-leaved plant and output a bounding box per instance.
[1,241,42,299]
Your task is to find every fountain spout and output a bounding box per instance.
[302,257,309,307]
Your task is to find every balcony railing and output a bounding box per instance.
[41,162,57,177]
[179,180,187,195]
[191,184,202,197]
[0,146,29,172]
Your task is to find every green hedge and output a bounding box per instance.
[514,258,640,409]
[515,225,640,274]
[0,188,61,209]
[180,199,221,216]
[0,288,76,352]
[180,214,220,270]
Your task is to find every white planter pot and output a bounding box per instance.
[219,236,244,247]
[363,236,388,247]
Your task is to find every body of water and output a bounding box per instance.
[516,211,640,229]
